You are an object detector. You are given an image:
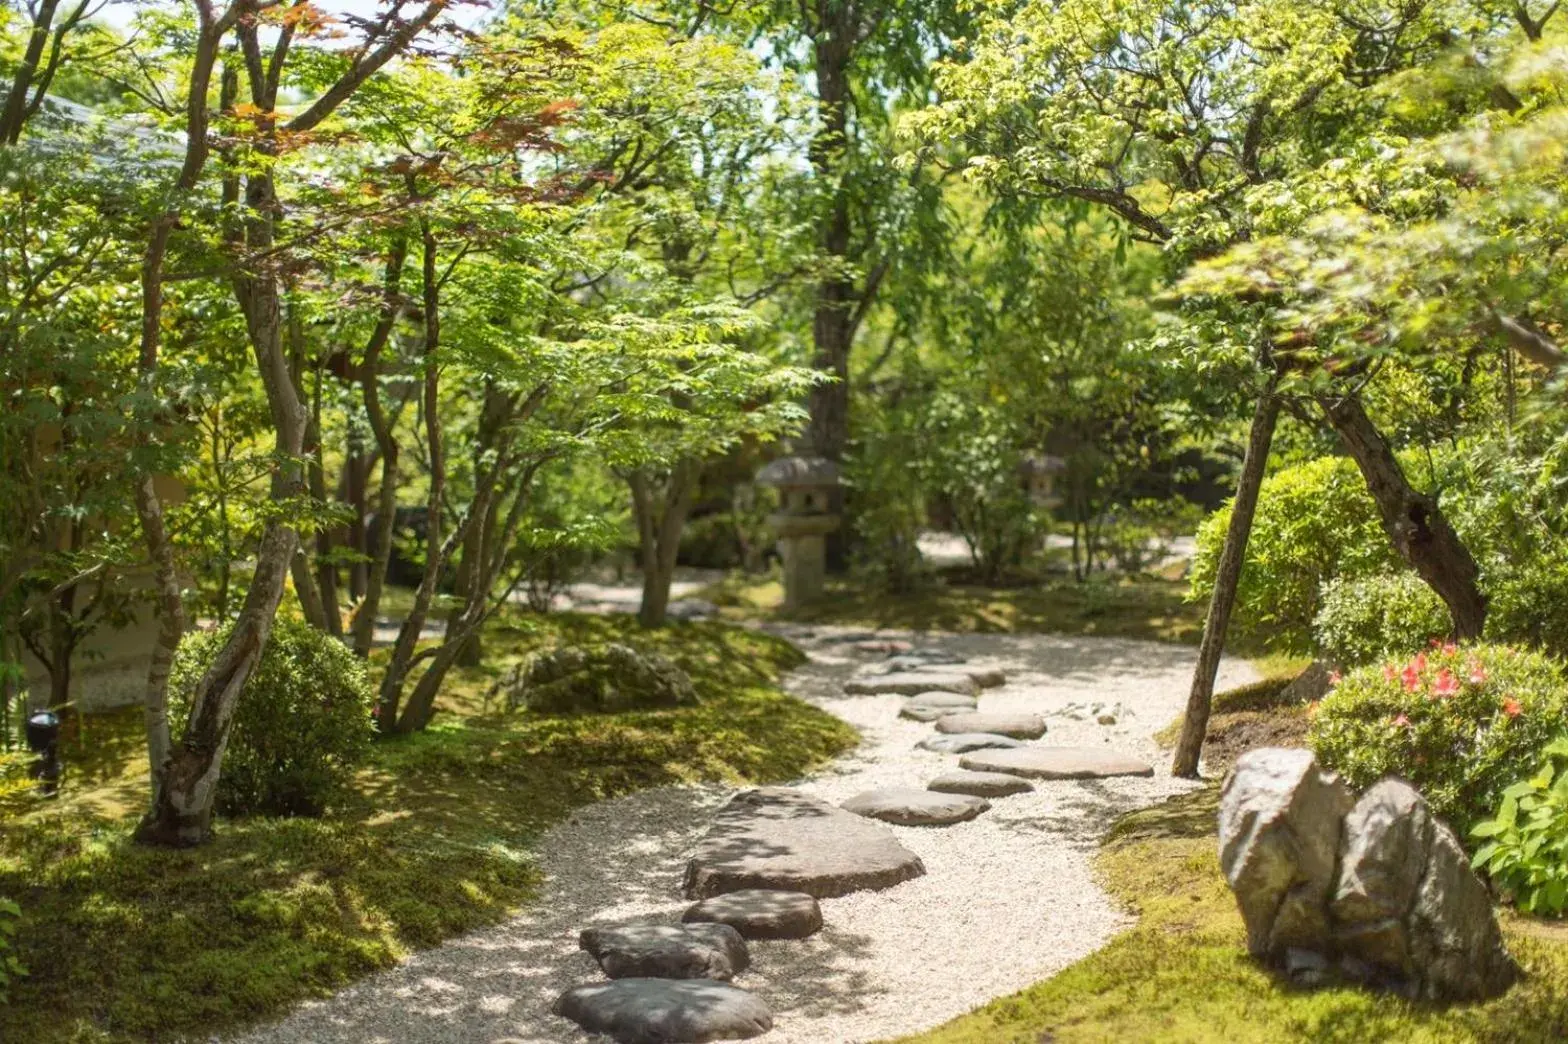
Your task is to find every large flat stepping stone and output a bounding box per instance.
[683,787,926,899]
[842,788,990,826]
[554,979,772,1043]
[928,770,1034,797]
[683,889,823,940]
[580,923,748,981]
[935,712,1047,739]
[899,691,978,721]
[967,667,1007,689]
[844,671,977,696]
[885,650,966,670]
[916,732,1024,754]
[960,746,1155,780]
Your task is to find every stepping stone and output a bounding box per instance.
[554,979,772,1043]
[916,732,1025,754]
[886,650,967,670]
[934,712,1047,740]
[683,787,926,899]
[817,630,880,645]
[844,671,977,696]
[959,746,1155,780]
[580,923,749,981]
[899,691,978,721]
[841,788,990,826]
[968,667,1007,689]
[928,770,1034,797]
[683,889,823,940]
[854,638,912,654]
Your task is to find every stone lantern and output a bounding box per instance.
[756,456,841,610]
[1019,452,1067,509]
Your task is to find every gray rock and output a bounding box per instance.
[489,643,695,713]
[934,712,1047,740]
[667,599,719,620]
[683,787,926,899]
[885,650,967,670]
[580,923,749,981]
[841,788,991,826]
[959,746,1152,779]
[968,668,1007,689]
[844,671,977,696]
[899,692,979,721]
[927,770,1034,797]
[683,889,823,940]
[1333,779,1516,1000]
[1096,714,1117,726]
[1280,662,1333,704]
[553,979,772,1043]
[915,732,1025,754]
[853,639,912,654]
[1218,748,1353,960]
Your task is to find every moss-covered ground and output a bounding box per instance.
[0,611,856,1044]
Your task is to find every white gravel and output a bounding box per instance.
[225,628,1256,1044]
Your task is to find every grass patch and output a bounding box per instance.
[894,787,1568,1044]
[701,571,1211,645]
[0,611,853,1044]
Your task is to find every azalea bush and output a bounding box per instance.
[1471,737,1568,916]
[1309,643,1568,831]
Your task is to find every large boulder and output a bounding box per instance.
[580,923,749,981]
[683,788,926,899]
[554,979,772,1043]
[1218,749,1517,1000]
[489,643,696,713]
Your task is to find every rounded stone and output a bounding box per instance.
[899,691,979,721]
[844,671,977,696]
[927,770,1034,797]
[579,922,749,981]
[841,787,990,826]
[958,746,1154,780]
[554,978,772,1043]
[916,732,1025,754]
[682,889,823,940]
[934,712,1047,740]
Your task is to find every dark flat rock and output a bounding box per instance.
[885,650,967,670]
[580,923,748,981]
[899,691,978,721]
[554,978,772,1043]
[959,746,1155,780]
[968,668,1007,689]
[916,732,1024,754]
[682,889,823,940]
[841,788,990,826]
[928,770,1034,797]
[683,787,926,899]
[934,712,1047,739]
[844,671,977,696]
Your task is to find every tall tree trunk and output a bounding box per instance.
[630,464,697,629]
[807,21,853,465]
[1172,390,1280,778]
[1318,394,1487,638]
[134,476,178,801]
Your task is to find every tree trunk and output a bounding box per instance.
[630,464,697,629]
[133,475,178,802]
[806,23,853,465]
[1172,390,1280,778]
[1318,394,1487,639]
[0,0,59,145]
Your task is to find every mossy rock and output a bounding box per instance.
[492,642,698,713]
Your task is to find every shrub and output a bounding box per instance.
[1313,571,1451,667]
[1486,546,1568,656]
[0,896,22,1003]
[1470,737,1568,916]
[1192,455,1396,652]
[1309,643,1568,830]
[846,395,930,594]
[169,620,374,817]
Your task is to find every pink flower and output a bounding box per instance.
[1390,712,1412,728]
[1328,670,1342,686]
[1467,659,1487,685]
[1442,642,1458,655]
[1503,698,1523,719]
[1433,669,1459,698]
[1414,652,1428,671]
[1401,662,1422,693]
[1383,664,1399,683]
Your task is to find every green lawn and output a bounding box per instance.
[0,612,856,1044]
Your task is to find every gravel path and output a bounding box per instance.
[226,628,1256,1044]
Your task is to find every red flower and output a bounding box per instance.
[1401,662,1422,692]
[1442,642,1458,655]
[1390,712,1412,728]
[1433,669,1459,698]
[1503,698,1523,719]
[1383,664,1399,683]
[1467,659,1487,685]
[1414,652,1428,671]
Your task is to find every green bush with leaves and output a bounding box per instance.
[1313,571,1451,667]
[1309,643,1568,831]
[1470,737,1568,916]
[1193,455,1396,652]
[0,896,23,1003]
[846,396,929,593]
[170,620,375,817]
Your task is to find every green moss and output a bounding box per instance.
[892,788,1568,1044]
[0,612,853,1044]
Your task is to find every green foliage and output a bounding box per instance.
[0,896,23,1004]
[169,620,374,817]
[1471,738,1568,917]
[1313,572,1450,667]
[845,394,929,593]
[1309,644,1568,831]
[1192,456,1395,651]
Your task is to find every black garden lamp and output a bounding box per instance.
[24,710,62,797]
